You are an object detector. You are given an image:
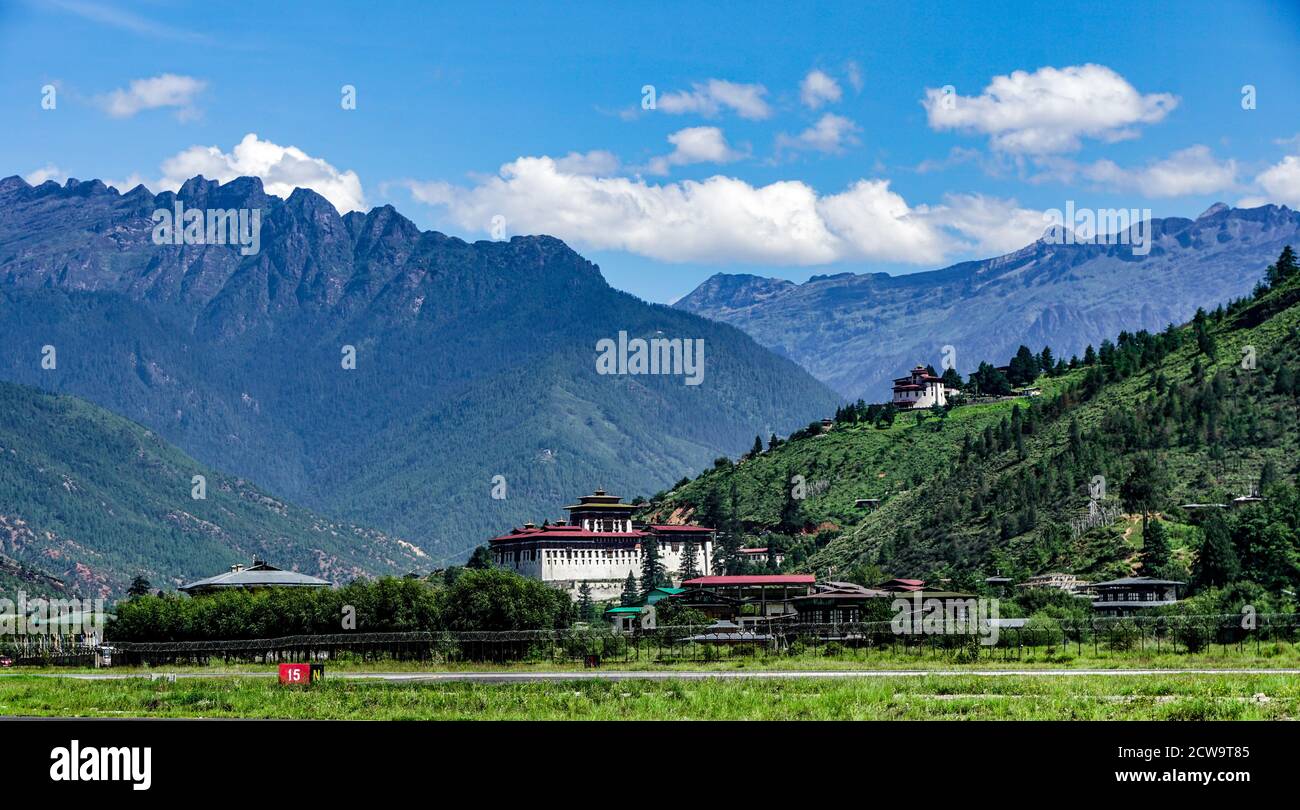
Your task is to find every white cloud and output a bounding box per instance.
[646,127,745,174]
[776,113,860,154]
[799,69,842,109]
[923,193,1056,255]
[553,150,621,176]
[103,172,151,193]
[658,79,771,120]
[817,180,950,263]
[1240,152,1300,208]
[148,133,365,212]
[1081,145,1238,198]
[923,64,1177,154]
[24,164,66,185]
[48,0,210,43]
[99,73,206,120]
[914,146,1001,175]
[844,61,864,92]
[403,154,1045,266]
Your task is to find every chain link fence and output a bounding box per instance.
[5,613,1296,668]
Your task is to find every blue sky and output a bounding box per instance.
[2,0,1299,302]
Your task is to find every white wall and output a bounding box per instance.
[493,539,713,600]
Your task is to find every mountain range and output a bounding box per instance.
[675,204,1300,399]
[648,245,1300,584]
[0,174,839,574]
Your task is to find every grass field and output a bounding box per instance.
[17,638,1298,675]
[2,672,1297,720]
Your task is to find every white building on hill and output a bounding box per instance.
[891,365,950,409]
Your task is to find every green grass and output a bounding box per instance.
[2,672,1296,720]
[14,637,1300,675]
[647,398,1023,532]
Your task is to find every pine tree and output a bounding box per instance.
[1140,519,1173,579]
[1193,308,1216,357]
[640,536,666,597]
[765,539,782,572]
[940,367,962,391]
[1265,245,1298,288]
[709,479,744,574]
[679,536,700,581]
[126,575,152,598]
[466,545,493,569]
[620,572,640,606]
[1258,459,1279,495]
[1121,455,1169,533]
[750,435,764,457]
[577,581,596,622]
[1039,346,1055,374]
[877,402,897,426]
[1193,515,1239,589]
[779,470,804,534]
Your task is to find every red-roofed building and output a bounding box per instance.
[879,578,926,592]
[891,365,951,410]
[736,546,785,566]
[489,489,714,600]
[671,574,815,622]
[683,575,815,587]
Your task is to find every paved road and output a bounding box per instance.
[3,668,1299,683]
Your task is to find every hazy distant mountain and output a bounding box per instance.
[0,381,425,597]
[0,175,839,564]
[675,204,1300,399]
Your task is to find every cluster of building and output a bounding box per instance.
[478,488,1190,630]
[604,571,1186,632]
[172,489,1185,635]
[1013,572,1183,614]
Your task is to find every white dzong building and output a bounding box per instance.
[891,365,949,409]
[489,489,714,600]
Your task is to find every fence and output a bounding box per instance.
[0,634,99,667]
[5,613,1297,668]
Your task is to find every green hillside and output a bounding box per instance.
[0,382,427,598]
[641,247,1300,599]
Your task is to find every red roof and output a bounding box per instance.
[738,547,769,554]
[683,575,815,586]
[650,524,714,532]
[880,578,925,591]
[491,526,645,543]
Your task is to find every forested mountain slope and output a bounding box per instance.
[645,247,1300,598]
[0,381,426,597]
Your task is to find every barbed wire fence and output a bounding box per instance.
[3,613,1299,668]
